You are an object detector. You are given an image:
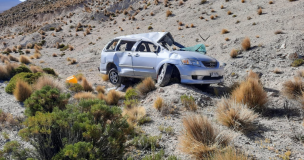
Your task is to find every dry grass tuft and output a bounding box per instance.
[179,115,231,159]
[0,65,10,80]
[274,30,284,35]
[230,49,238,58]
[81,78,93,92]
[102,90,121,105]
[227,10,232,15]
[52,53,57,57]
[8,55,19,62]
[76,73,84,81]
[221,29,229,34]
[273,68,282,74]
[136,77,156,95]
[19,55,31,64]
[210,15,214,19]
[154,97,164,111]
[269,1,273,4]
[241,37,251,51]
[69,59,77,65]
[96,85,105,94]
[1,55,9,63]
[34,75,63,91]
[69,45,74,51]
[181,95,197,111]
[166,10,172,17]
[216,98,258,131]
[231,78,267,111]
[122,106,146,126]
[297,70,304,78]
[13,80,32,102]
[207,147,248,160]
[220,5,224,9]
[179,0,183,5]
[25,50,30,54]
[74,92,96,100]
[282,77,303,100]
[33,53,41,59]
[258,8,262,15]
[247,70,260,80]
[30,65,43,73]
[101,74,109,81]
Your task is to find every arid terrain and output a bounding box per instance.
[1,0,304,159]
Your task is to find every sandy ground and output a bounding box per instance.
[1,0,304,159]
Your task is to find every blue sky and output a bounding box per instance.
[0,0,25,13]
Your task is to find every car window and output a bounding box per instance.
[105,39,119,52]
[136,41,158,53]
[116,40,136,51]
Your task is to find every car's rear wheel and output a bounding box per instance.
[157,63,173,87]
[109,68,123,86]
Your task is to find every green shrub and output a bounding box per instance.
[0,141,33,160]
[58,44,65,48]
[19,99,129,160]
[291,59,304,67]
[24,85,70,116]
[126,88,138,100]
[180,94,197,111]
[50,27,55,31]
[5,72,41,94]
[131,134,161,150]
[60,45,69,51]
[43,68,56,76]
[14,65,32,74]
[66,83,84,92]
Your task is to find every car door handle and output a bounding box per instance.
[135,54,139,57]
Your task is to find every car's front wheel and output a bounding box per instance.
[108,68,123,86]
[157,63,173,87]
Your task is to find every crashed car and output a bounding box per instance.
[99,32,225,87]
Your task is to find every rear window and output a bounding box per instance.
[105,39,119,52]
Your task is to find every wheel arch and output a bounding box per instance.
[106,62,117,74]
[157,63,181,80]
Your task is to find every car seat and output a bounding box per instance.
[139,45,145,52]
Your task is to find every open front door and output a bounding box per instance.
[116,40,136,76]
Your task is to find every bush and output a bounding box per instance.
[291,59,304,67]
[5,72,42,94]
[60,45,69,51]
[24,85,70,116]
[96,85,105,93]
[131,134,161,150]
[0,141,33,159]
[13,80,32,102]
[19,99,129,159]
[14,65,32,74]
[43,68,57,76]
[180,95,197,111]
[230,49,238,58]
[179,115,231,159]
[122,106,147,126]
[231,78,267,112]
[282,77,303,100]
[66,83,84,92]
[30,65,43,73]
[19,55,31,64]
[136,77,156,95]
[216,98,258,131]
[105,90,121,105]
[125,87,138,100]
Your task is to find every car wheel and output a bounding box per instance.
[157,63,173,87]
[109,68,123,86]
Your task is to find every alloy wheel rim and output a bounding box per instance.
[158,68,165,82]
[110,71,118,83]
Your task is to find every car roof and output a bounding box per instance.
[116,32,169,43]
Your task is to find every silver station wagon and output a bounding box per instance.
[99,32,224,87]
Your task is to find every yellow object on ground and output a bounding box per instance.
[66,75,78,83]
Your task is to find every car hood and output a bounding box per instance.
[173,51,217,62]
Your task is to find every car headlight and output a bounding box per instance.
[181,59,201,66]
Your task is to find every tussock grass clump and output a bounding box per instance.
[297,70,304,78]
[241,37,251,51]
[282,77,303,100]
[208,147,248,160]
[227,10,232,15]
[69,59,77,65]
[166,10,172,17]
[26,43,33,49]
[216,98,258,131]
[122,106,147,126]
[231,78,267,111]
[221,29,229,34]
[1,55,9,63]
[247,70,260,80]
[74,92,96,100]
[273,68,282,74]
[76,73,84,81]
[0,65,10,80]
[230,49,238,58]
[25,50,30,54]
[257,8,262,15]
[52,53,57,57]
[19,55,31,64]
[8,55,19,62]
[34,75,63,91]
[274,30,284,35]
[136,77,156,95]
[30,66,43,73]
[154,97,164,111]
[269,1,273,4]
[96,85,105,94]
[105,90,121,105]
[179,115,231,159]
[13,80,32,102]
[81,78,93,92]
[125,87,138,100]
[180,95,197,111]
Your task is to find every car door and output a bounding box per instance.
[115,40,136,76]
[132,41,158,78]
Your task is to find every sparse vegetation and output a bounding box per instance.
[34,75,63,91]
[258,8,262,15]
[96,85,105,94]
[275,30,284,34]
[241,37,251,51]
[74,92,96,100]
[101,74,109,81]
[282,77,303,100]
[166,10,172,17]
[154,97,164,111]
[13,80,32,102]
[230,49,238,58]
[19,55,31,64]
[135,77,156,95]
[5,72,41,94]
[291,59,304,67]
[81,78,93,91]
[221,29,229,34]
[180,95,197,111]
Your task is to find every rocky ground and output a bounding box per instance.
[1,0,304,159]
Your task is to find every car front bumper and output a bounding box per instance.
[175,64,224,84]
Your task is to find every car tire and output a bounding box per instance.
[108,68,123,87]
[157,63,173,87]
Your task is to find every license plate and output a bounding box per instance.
[210,72,219,77]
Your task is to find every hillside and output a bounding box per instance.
[1,0,304,159]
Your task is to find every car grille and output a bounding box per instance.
[202,76,223,80]
[202,61,217,68]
